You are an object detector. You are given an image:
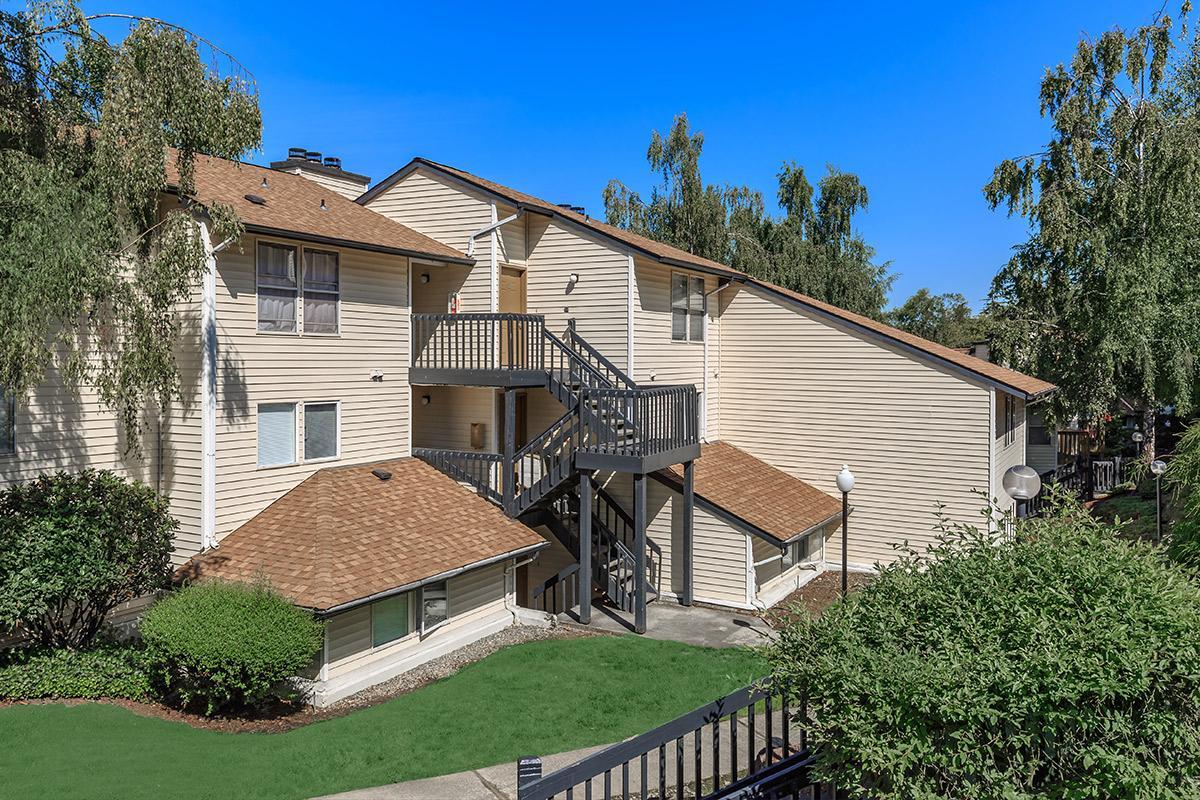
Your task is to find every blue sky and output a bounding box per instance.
[90,0,1155,308]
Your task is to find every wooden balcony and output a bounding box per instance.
[577,385,702,472]
[411,313,549,387]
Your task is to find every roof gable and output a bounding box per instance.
[361,158,1054,400]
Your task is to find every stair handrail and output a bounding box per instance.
[530,562,580,615]
[543,329,613,391]
[512,408,583,514]
[593,480,662,591]
[413,448,503,504]
[565,326,637,391]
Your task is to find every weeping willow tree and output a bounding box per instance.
[603,114,894,319]
[0,2,261,449]
[985,3,1200,456]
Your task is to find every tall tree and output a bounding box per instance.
[604,114,894,319]
[885,289,988,348]
[0,2,261,448]
[984,4,1200,455]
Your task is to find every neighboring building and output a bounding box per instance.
[0,147,1054,704]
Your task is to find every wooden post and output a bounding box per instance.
[503,388,516,515]
[682,460,694,607]
[579,471,593,624]
[634,472,648,634]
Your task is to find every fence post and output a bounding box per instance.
[516,756,542,800]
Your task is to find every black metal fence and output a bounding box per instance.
[515,682,827,800]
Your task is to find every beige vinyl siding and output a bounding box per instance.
[0,310,204,562]
[211,237,411,540]
[992,392,1027,515]
[277,166,367,201]
[412,386,497,452]
[601,473,750,608]
[363,169,495,313]
[411,262,473,315]
[717,284,992,566]
[497,202,527,266]
[323,562,509,681]
[525,216,630,368]
[526,388,568,438]
[631,258,721,438]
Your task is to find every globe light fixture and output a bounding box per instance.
[835,465,855,598]
[1003,464,1042,522]
[1151,459,1168,543]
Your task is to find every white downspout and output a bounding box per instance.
[626,253,635,378]
[199,221,234,552]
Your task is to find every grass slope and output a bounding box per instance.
[0,635,763,800]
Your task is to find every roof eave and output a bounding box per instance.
[313,539,548,617]
[242,223,475,266]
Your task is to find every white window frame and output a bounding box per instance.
[419,580,450,636]
[256,401,299,469]
[256,241,300,334]
[302,400,341,463]
[1003,395,1017,447]
[369,592,415,650]
[302,247,341,336]
[0,390,14,456]
[671,271,705,343]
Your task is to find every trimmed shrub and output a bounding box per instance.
[0,470,176,648]
[141,581,323,715]
[0,643,152,701]
[766,503,1200,799]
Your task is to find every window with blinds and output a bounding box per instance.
[257,402,296,467]
[257,243,298,332]
[303,249,339,334]
[671,272,705,342]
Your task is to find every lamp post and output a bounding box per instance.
[1002,464,1042,522]
[1151,459,1167,544]
[836,465,855,598]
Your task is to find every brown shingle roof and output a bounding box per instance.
[170,153,472,264]
[365,159,1054,399]
[656,442,843,546]
[179,458,546,612]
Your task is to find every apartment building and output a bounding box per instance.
[0,148,1054,704]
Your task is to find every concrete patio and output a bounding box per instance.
[559,601,775,648]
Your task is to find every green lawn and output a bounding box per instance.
[0,635,764,800]
[1091,491,1169,541]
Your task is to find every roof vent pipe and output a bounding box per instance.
[323,156,342,170]
[287,147,307,160]
[305,150,322,163]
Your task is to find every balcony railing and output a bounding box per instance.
[580,385,700,463]
[412,313,545,375]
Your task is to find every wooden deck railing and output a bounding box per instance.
[515,681,822,800]
[412,313,545,373]
[412,448,503,504]
[581,384,700,459]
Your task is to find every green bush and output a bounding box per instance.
[141,581,323,715]
[0,643,151,701]
[0,470,176,648]
[766,502,1200,799]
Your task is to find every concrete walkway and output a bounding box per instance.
[561,601,775,648]
[315,707,800,800]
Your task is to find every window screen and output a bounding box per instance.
[421,581,449,633]
[257,403,296,467]
[372,594,410,647]
[303,249,339,334]
[304,402,338,460]
[257,243,298,332]
[671,273,705,342]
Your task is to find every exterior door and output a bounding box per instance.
[499,266,527,367]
